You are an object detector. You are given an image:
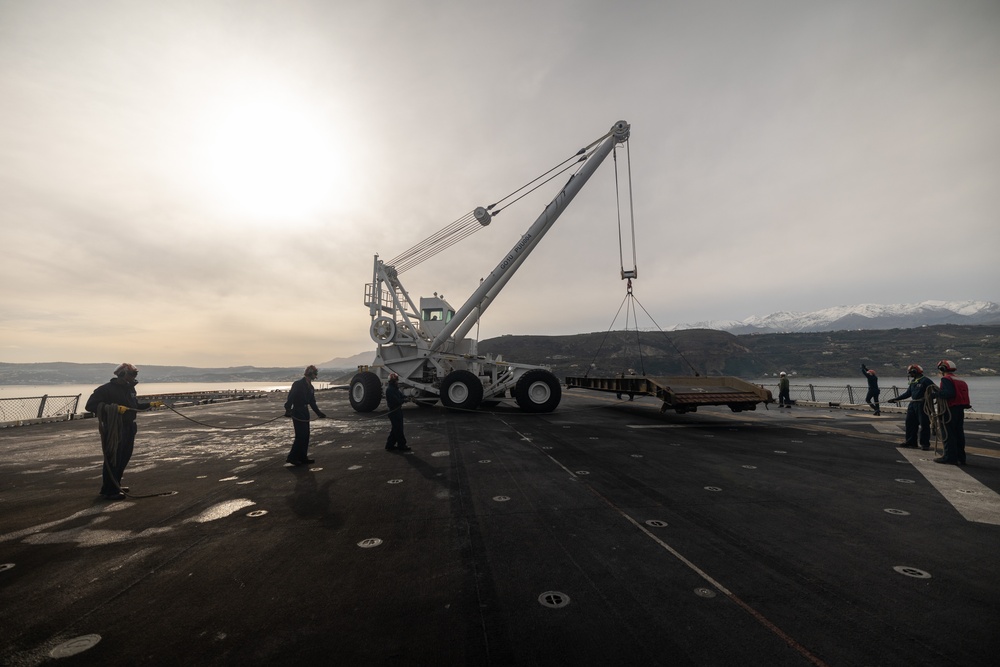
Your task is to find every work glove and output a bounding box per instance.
[316,411,327,419]
[284,409,293,418]
[117,405,128,414]
[150,401,164,408]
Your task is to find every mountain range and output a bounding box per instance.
[667,300,1000,334]
[3,302,997,384]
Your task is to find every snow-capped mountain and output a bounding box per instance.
[672,300,1000,334]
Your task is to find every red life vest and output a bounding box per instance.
[942,374,971,409]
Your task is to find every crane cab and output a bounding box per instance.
[420,294,455,338]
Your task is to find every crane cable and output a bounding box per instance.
[585,281,700,378]
[613,141,638,279]
[385,128,615,275]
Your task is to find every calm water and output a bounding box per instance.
[755,376,1000,414]
[2,377,998,414]
[0,381,335,402]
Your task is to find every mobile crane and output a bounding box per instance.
[348,120,632,413]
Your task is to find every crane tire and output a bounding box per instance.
[349,371,383,412]
[514,369,561,413]
[440,370,483,411]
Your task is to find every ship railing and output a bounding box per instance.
[0,394,81,427]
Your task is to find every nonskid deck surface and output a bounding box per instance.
[2,392,999,666]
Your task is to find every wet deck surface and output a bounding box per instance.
[2,391,999,666]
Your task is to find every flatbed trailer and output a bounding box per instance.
[564,375,773,414]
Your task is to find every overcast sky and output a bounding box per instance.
[2,0,998,367]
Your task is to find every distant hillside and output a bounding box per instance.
[0,362,306,385]
[675,300,1000,334]
[479,324,1000,377]
[3,324,996,385]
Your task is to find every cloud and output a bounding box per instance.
[2,0,998,365]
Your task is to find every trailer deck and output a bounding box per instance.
[564,375,773,413]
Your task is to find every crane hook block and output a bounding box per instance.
[474,207,492,226]
[621,269,637,280]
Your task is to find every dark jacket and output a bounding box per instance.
[861,364,879,389]
[386,383,405,411]
[896,375,935,402]
[86,377,149,425]
[284,378,321,418]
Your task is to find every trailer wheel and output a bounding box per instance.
[514,369,562,413]
[440,370,483,411]
[349,371,383,412]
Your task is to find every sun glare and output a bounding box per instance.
[200,93,345,220]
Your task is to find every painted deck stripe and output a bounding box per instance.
[898,448,1000,525]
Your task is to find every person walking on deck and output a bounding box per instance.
[777,372,792,408]
[284,365,326,465]
[861,364,881,415]
[384,372,410,452]
[85,363,162,500]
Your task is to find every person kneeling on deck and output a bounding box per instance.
[933,360,971,466]
[887,364,935,450]
[284,365,326,466]
[85,363,163,500]
[384,373,411,452]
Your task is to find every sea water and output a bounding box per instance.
[756,376,1000,414]
[0,381,335,402]
[2,377,998,414]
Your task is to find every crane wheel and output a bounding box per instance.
[349,371,383,412]
[440,370,483,411]
[514,369,562,413]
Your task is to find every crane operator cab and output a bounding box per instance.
[420,294,455,338]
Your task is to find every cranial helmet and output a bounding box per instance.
[388,372,399,382]
[304,365,319,379]
[907,364,923,376]
[114,362,138,377]
[937,359,957,373]
[779,371,786,377]
[867,369,876,376]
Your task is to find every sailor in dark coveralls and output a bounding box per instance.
[384,372,411,452]
[283,365,326,465]
[888,364,935,450]
[861,364,880,415]
[85,363,161,500]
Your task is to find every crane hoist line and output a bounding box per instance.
[350,120,632,414]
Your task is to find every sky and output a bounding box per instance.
[1,0,998,367]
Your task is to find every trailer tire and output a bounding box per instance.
[349,371,383,412]
[441,370,483,411]
[514,369,561,413]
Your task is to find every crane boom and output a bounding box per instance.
[429,120,630,352]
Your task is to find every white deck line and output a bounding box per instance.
[898,448,1000,525]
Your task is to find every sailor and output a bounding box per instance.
[283,365,326,465]
[384,372,411,452]
[887,364,935,450]
[85,363,163,500]
[860,364,881,415]
[933,360,971,465]
[777,372,791,408]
